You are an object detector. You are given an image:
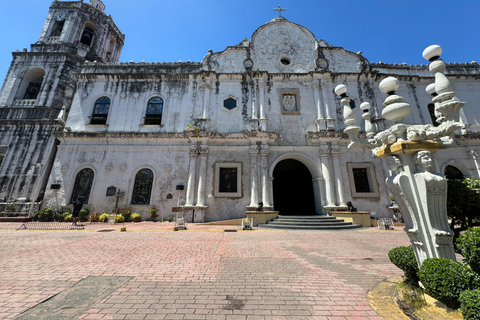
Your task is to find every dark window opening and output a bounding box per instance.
[70,168,94,204]
[23,82,42,100]
[219,168,237,193]
[352,168,371,193]
[51,20,65,37]
[280,57,291,65]
[131,169,154,204]
[445,165,464,180]
[81,28,95,46]
[223,98,237,111]
[90,97,110,125]
[428,103,440,127]
[144,97,163,125]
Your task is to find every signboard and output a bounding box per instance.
[172,207,183,212]
[50,184,61,189]
[106,186,117,196]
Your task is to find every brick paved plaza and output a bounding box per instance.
[0,223,411,320]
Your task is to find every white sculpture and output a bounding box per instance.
[335,45,461,266]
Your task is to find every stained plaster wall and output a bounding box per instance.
[42,15,480,221]
[0,123,59,202]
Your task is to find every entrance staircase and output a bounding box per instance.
[257,215,362,230]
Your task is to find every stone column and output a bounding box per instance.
[320,143,336,209]
[258,79,267,131]
[268,177,275,208]
[251,80,257,119]
[313,79,326,131]
[201,79,211,119]
[185,145,198,206]
[331,144,347,207]
[260,144,271,208]
[248,144,259,208]
[314,177,327,215]
[321,79,335,131]
[196,144,208,206]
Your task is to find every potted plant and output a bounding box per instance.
[99,213,109,222]
[131,213,141,222]
[150,207,158,221]
[90,212,99,222]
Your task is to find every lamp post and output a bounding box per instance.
[335,45,465,267]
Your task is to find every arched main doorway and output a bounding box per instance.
[273,159,316,215]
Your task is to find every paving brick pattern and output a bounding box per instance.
[0,223,411,319]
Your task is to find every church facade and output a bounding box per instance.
[2,1,480,221]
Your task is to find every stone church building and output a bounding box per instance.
[1,0,479,221]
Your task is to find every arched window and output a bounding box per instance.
[80,22,97,46]
[144,97,163,125]
[90,97,110,124]
[445,165,464,180]
[131,169,154,204]
[70,168,94,204]
[16,68,45,100]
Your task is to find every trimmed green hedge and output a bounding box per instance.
[388,246,419,285]
[419,258,480,309]
[460,289,480,320]
[457,228,480,275]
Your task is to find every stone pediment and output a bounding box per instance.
[201,18,367,74]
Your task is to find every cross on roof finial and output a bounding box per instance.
[274,5,286,17]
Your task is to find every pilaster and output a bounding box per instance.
[260,143,272,209]
[185,144,198,206]
[313,79,326,131]
[319,143,336,209]
[331,144,347,207]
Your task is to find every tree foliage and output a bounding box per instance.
[447,178,480,233]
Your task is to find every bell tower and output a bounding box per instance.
[0,0,124,208]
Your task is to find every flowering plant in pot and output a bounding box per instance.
[131,213,141,222]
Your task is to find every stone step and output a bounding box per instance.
[257,214,363,230]
[273,218,342,223]
[257,223,363,230]
[267,221,352,226]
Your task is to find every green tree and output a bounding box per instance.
[447,178,480,234]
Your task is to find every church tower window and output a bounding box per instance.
[80,22,97,46]
[144,97,163,125]
[50,19,65,37]
[16,68,45,101]
[70,168,94,204]
[131,169,154,204]
[90,97,110,124]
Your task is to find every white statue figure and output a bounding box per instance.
[385,155,426,263]
[282,94,296,112]
[413,150,455,260]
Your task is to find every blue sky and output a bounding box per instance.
[0,0,478,79]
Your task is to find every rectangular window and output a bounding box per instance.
[214,163,242,198]
[352,168,371,193]
[347,163,380,198]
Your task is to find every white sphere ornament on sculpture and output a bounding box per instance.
[422,45,442,61]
